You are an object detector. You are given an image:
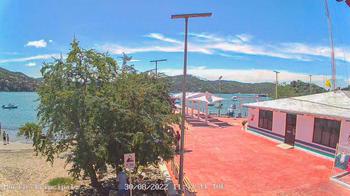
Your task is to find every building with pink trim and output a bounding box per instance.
[244,91,350,157]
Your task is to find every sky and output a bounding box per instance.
[1,0,350,87]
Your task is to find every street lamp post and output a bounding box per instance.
[309,74,312,94]
[171,12,212,194]
[150,59,167,76]
[273,71,280,99]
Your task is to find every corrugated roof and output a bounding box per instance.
[244,91,350,119]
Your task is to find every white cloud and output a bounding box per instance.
[145,33,181,44]
[0,54,61,64]
[236,34,253,42]
[25,62,36,67]
[25,40,48,48]
[101,43,212,55]
[160,66,328,86]
[99,32,350,63]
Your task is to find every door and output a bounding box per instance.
[285,114,297,146]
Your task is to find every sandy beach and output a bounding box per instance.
[0,142,72,196]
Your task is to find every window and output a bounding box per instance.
[313,118,340,148]
[258,110,273,130]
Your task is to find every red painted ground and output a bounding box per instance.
[168,117,350,196]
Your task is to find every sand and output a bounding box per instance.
[0,142,71,196]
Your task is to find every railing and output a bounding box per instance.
[170,159,197,195]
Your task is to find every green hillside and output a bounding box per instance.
[167,75,326,98]
[0,67,327,96]
[0,67,39,91]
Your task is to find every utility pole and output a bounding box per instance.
[171,12,212,195]
[325,0,337,90]
[273,71,280,99]
[309,75,312,94]
[218,76,223,117]
[150,59,167,76]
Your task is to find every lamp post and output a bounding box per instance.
[171,12,212,194]
[273,71,280,99]
[309,74,312,94]
[150,59,167,76]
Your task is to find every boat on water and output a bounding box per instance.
[256,94,268,98]
[230,104,236,110]
[2,104,18,109]
[232,96,239,101]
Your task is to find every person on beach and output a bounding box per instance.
[6,133,9,144]
[3,131,6,145]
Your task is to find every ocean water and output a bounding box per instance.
[0,92,269,141]
[0,92,38,141]
[190,93,270,117]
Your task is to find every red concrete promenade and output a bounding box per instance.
[168,117,350,196]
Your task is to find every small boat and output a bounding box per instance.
[230,104,236,109]
[227,108,235,117]
[2,104,18,109]
[232,96,239,101]
[208,103,214,106]
[257,94,268,98]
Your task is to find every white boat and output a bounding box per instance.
[2,103,18,109]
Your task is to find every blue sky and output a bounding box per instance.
[0,0,350,86]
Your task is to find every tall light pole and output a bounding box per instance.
[273,71,280,99]
[309,74,312,94]
[171,12,212,194]
[325,0,336,90]
[150,59,167,76]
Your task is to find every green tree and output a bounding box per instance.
[19,39,179,194]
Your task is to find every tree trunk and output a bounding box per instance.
[88,164,104,195]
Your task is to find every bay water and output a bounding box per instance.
[0,92,268,142]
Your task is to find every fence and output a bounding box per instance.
[170,159,196,195]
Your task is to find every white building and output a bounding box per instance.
[244,91,350,157]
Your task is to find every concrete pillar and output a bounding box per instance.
[191,101,194,117]
[197,101,200,119]
[205,103,208,123]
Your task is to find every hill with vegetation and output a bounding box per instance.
[0,67,39,91]
[0,67,327,96]
[167,75,326,98]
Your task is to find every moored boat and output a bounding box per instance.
[2,104,18,109]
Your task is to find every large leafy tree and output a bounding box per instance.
[19,40,178,193]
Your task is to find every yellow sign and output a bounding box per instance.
[325,79,331,88]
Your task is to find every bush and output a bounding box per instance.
[48,177,75,186]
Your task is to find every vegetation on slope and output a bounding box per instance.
[167,75,326,97]
[0,67,39,91]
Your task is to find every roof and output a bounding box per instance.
[244,90,350,120]
[172,92,224,103]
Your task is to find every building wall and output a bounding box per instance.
[339,120,350,147]
[247,107,350,157]
[272,111,286,136]
[247,107,259,127]
[295,114,315,143]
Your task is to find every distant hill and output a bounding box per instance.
[0,67,39,91]
[0,67,327,96]
[167,75,326,98]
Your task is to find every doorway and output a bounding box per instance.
[285,114,297,146]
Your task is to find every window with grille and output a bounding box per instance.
[313,118,340,148]
[258,110,273,131]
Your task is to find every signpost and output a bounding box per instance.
[124,153,135,196]
[124,153,136,170]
